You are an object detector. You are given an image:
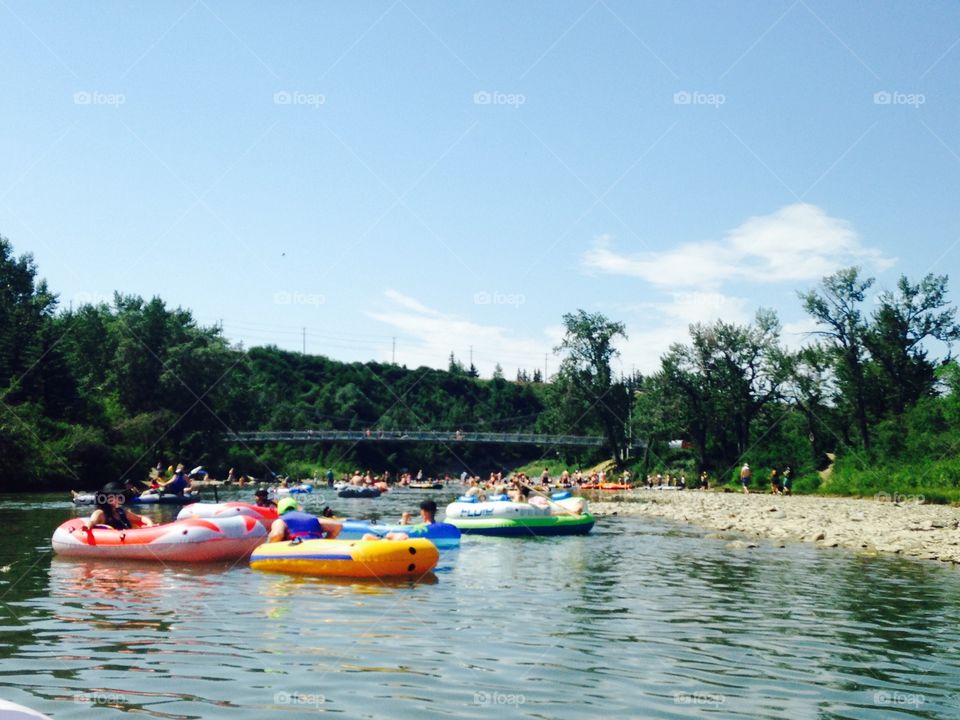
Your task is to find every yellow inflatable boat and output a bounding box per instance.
[249,537,439,578]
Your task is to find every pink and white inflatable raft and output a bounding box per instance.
[52,515,266,562]
[178,501,278,528]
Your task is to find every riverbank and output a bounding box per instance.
[590,491,960,564]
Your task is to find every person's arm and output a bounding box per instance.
[86,509,105,529]
[127,510,154,528]
[268,519,287,542]
[321,520,341,539]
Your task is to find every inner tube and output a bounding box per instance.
[51,515,266,562]
[337,487,381,499]
[0,700,51,719]
[276,484,313,496]
[551,491,572,500]
[446,512,595,537]
[250,537,438,578]
[178,501,278,528]
[337,520,461,549]
[130,492,201,505]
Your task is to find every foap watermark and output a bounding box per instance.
[473,290,526,308]
[73,90,126,107]
[273,90,326,108]
[473,690,525,707]
[273,291,325,307]
[91,491,126,506]
[674,90,725,108]
[874,690,925,708]
[674,691,725,708]
[875,491,925,505]
[873,90,925,108]
[274,690,326,708]
[473,90,525,108]
[673,291,728,311]
[74,691,127,705]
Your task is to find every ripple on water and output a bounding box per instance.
[1,495,960,718]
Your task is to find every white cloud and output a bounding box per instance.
[368,290,553,376]
[656,291,751,325]
[583,203,895,288]
[382,289,441,316]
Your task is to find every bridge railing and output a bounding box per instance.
[224,430,642,448]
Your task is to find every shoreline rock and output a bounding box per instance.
[590,491,960,565]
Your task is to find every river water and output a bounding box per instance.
[1,489,959,719]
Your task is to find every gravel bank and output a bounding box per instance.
[591,491,960,564]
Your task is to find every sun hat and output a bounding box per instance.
[96,481,128,506]
[277,497,298,515]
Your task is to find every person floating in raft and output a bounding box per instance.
[85,482,155,530]
[268,497,341,542]
[360,499,440,541]
[253,488,276,508]
[400,499,437,526]
[157,464,194,496]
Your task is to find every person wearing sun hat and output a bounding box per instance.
[268,497,340,542]
[85,481,155,530]
[253,488,276,508]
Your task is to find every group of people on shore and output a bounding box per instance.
[739,464,794,495]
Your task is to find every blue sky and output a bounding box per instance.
[2,0,959,376]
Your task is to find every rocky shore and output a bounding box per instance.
[590,491,960,565]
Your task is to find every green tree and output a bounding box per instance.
[800,267,874,451]
[865,273,960,415]
[658,310,786,470]
[551,310,629,463]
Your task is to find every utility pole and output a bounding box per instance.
[544,353,548,381]
[302,327,306,354]
[392,337,396,364]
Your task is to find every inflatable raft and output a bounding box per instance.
[276,483,313,496]
[408,482,443,490]
[337,520,461,548]
[338,486,381,499]
[250,537,438,578]
[178,501,278,527]
[52,515,266,562]
[72,491,200,506]
[0,700,50,720]
[444,497,594,536]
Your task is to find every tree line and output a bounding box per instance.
[541,270,960,501]
[3,232,960,499]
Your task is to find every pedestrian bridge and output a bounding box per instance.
[225,430,642,448]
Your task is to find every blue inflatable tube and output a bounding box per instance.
[337,520,461,549]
